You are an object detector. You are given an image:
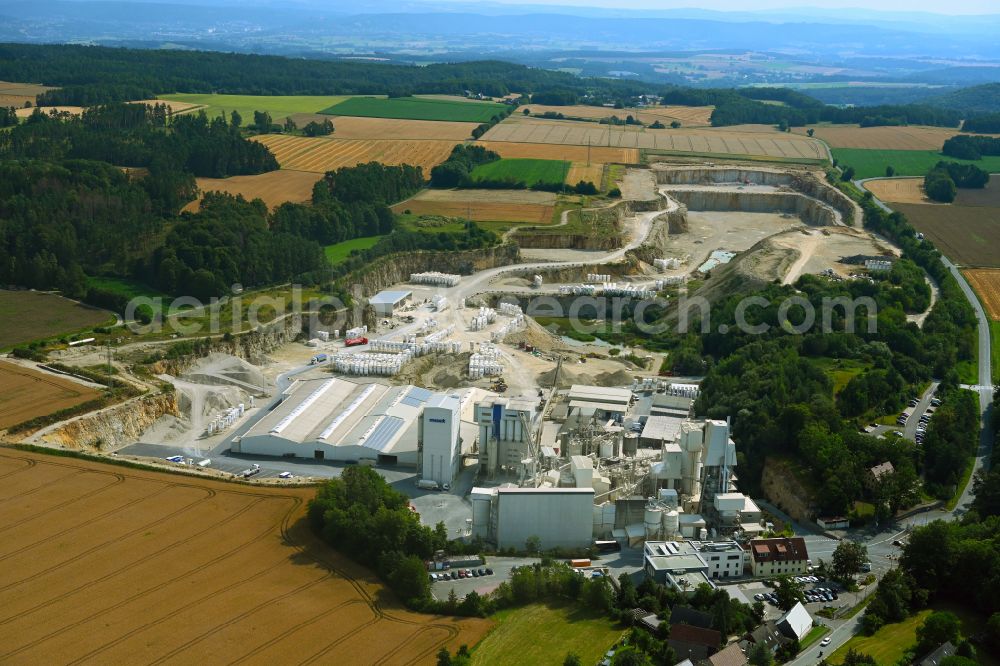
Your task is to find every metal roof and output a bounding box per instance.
[401,386,434,408]
[369,290,412,305]
[360,415,405,452]
[641,415,685,441]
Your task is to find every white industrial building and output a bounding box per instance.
[235,377,436,465]
[475,396,536,478]
[642,539,745,593]
[471,486,595,551]
[419,393,462,487]
[369,289,412,316]
[566,385,633,419]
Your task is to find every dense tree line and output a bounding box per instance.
[145,193,326,298]
[924,161,990,203]
[308,466,449,608]
[429,144,500,187]
[962,113,1000,133]
[0,106,16,127]
[0,43,624,104]
[942,134,1000,160]
[271,162,423,245]
[710,97,962,129]
[0,103,278,180]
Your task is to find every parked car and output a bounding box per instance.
[486,568,494,575]
[478,568,487,576]
[821,637,832,647]
[451,571,458,580]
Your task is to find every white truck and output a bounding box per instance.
[241,464,261,479]
[416,479,440,491]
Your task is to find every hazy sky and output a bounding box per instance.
[462,0,998,13]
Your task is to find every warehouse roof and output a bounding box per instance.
[568,385,632,405]
[369,289,412,305]
[641,415,685,442]
[497,487,594,495]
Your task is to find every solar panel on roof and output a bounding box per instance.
[361,416,404,452]
[401,395,425,408]
[408,387,433,402]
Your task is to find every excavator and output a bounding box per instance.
[490,376,507,393]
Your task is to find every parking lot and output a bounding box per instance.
[728,576,845,619]
[430,556,541,600]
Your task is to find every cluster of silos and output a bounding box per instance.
[559,284,598,296]
[602,283,657,299]
[410,271,461,287]
[468,307,497,332]
[346,325,368,339]
[205,403,245,436]
[653,258,682,272]
[586,273,612,283]
[490,315,525,343]
[469,344,504,379]
[667,383,700,398]
[644,494,681,541]
[333,352,411,376]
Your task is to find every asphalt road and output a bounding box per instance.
[792,184,998,665]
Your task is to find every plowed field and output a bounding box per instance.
[518,104,713,126]
[253,135,455,173]
[0,448,490,665]
[964,269,1000,320]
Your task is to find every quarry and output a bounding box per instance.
[23,161,906,556]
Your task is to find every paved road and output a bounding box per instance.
[794,183,998,664]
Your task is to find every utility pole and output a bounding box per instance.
[106,340,112,377]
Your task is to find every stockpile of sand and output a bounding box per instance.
[183,353,265,391]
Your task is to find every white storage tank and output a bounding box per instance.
[699,527,708,541]
[663,510,680,539]
[644,505,663,540]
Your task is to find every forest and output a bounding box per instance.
[942,134,1000,160]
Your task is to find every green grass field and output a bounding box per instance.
[0,290,114,350]
[833,148,1000,180]
[88,277,167,301]
[829,609,929,664]
[471,602,624,666]
[320,96,506,122]
[470,158,570,187]
[159,93,351,121]
[324,235,385,265]
[812,357,870,396]
[992,321,1000,380]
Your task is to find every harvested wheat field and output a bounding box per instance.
[183,170,324,212]
[482,118,826,160]
[286,114,477,141]
[0,362,102,430]
[864,178,938,204]
[792,125,978,150]
[254,135,455,173]
[519,104,713,126]
[477,141,638,164]
[964,269,1000,320]
[0,448,490,665]
[567,162,605,185]
[0,81,55,108]
[393,189,557,223]
[14,106,83,118]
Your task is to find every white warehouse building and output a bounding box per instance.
[235,377,436,465]
[419,393,462,487]
[472,486,595,551]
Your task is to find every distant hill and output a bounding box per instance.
[924,83,1000,116]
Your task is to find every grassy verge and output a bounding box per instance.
[324,235,385,265]
[829,609,929,665]
[946,455,977,511]
[992,320,1000,381]
[833,148,1000,180]
[471,601,625,666]
[800,624,830,650]
[812,357,870,396]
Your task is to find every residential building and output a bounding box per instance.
[916,641,956,666]
[668,624,721,662]
[745,537,809,577]
[865,461,894,492]
[706,643,748,666]
[776,602,813,642]
[745,620,784,654]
